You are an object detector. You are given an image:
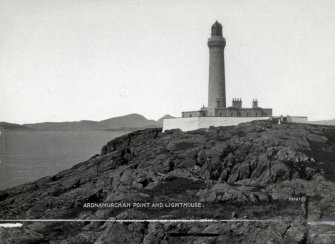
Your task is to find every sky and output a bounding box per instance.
[0,0,334,124]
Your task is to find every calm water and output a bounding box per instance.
[0,130,128,190]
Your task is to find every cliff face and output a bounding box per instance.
[1,121,335,243]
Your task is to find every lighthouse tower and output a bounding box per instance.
[162,21,275,132]
[207,21,226,113]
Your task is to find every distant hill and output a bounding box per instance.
[157,114,175,126]
[99,114,157,130]
[23,120,100,131]
[105,114,176,131]
[0,122,30,130]
[309,119,335,126]
[21,113,175,131]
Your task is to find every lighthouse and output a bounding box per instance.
[163,21,274,132]
[207,21,226,113]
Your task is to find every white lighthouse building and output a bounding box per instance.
[163,21,293,132]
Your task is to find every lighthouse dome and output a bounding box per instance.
[211,21,222,37]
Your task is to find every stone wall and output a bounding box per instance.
[182,110,206,118]
[182,108,272,118]
[163,117,270,132]
[287,116,308,123]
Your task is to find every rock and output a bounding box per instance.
[307,134,328,143]
[284,225,308,243]
[202,223,222,233]
[270,161,290,182]
[142,223,166,244]
[309,226,335,244]
[1,121,335,243]
[115,209,149,220]
[166,139,197,152]
[95,222,146,244]
[0,227,46,244]
[232,211,237,218]
[164,168,195,180]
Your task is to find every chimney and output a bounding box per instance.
[252,99,258,108]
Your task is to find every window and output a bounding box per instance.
[247,112,249,117]
[231,112,233,117]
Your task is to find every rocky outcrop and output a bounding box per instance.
[1,121,335,243]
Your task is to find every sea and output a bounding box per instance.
[0,130,128,190]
